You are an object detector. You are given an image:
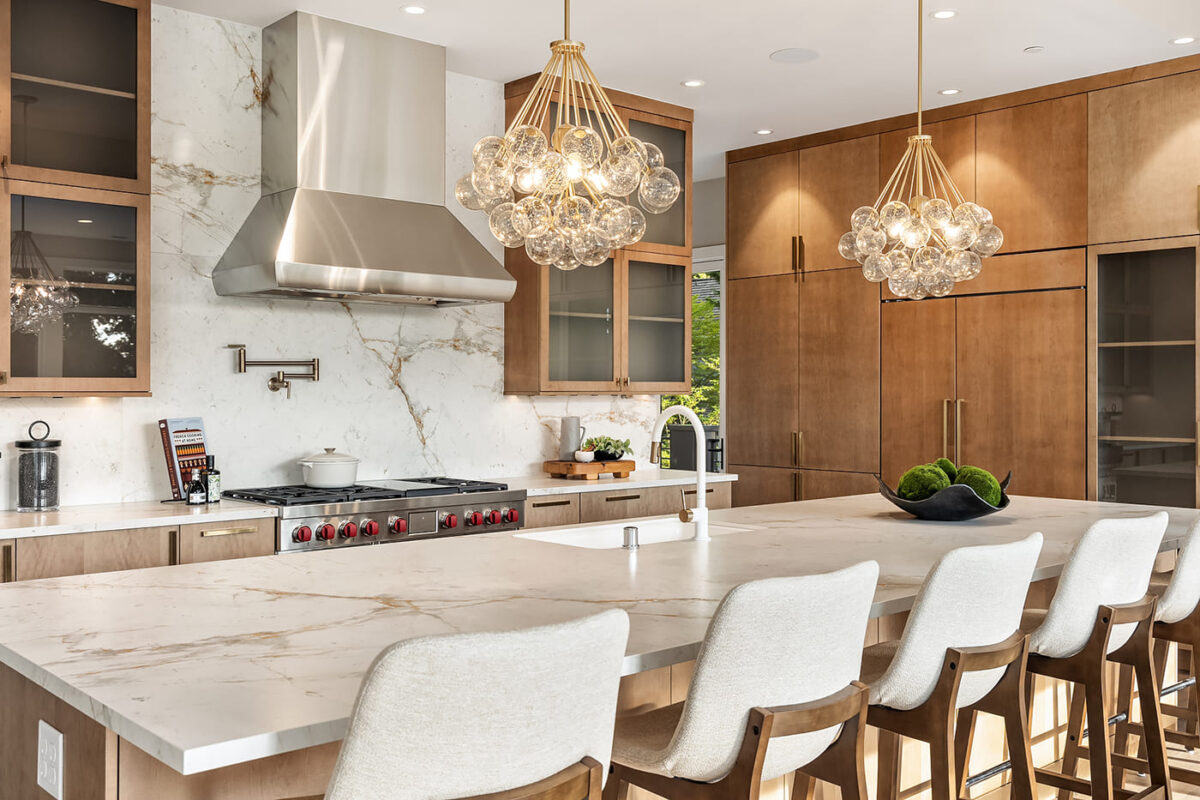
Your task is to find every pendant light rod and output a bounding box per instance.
[917,0,924,135]
[564,0,571,40]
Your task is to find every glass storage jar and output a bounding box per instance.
[16,420,60,512]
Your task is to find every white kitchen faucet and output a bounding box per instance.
[650,405,709,541]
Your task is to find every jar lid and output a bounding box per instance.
[16,420,60,449]
[298,447,359,465]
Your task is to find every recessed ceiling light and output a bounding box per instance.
[1171,36,1196,45]
[938,88,961,96]
[1023,45,1045,54]
[931,9,956,19]
[402,5,426,14]
[76,219,94,224]
[769,47,820,65]
[681,79,705,88]
[755,129,773,136]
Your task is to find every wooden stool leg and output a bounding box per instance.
[1180,641,1197,744]
[877,730,902,800]
[1084,673,1115,800]
[930,719,957,800]
[954,708,976,800]
[1112,664,1135,790]
[792,771,817,800]
[1004,680,1038,800]
[1059,683,1087,800]
[1134,646,1172,796]
[602,771,628,800]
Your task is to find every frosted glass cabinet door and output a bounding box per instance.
[547,260,617,389]
[627,113,690,252]
[626,255,690,392]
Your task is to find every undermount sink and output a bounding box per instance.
[515,516,760,549]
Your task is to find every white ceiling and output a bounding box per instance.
[155,0,1200,180]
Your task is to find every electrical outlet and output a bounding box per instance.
[37,720,63,800]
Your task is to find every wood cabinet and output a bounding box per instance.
[176,518,274,564]
[798,135,879,272]
[976,95,1088,254]
[727,151,799,279]
[523,483,732,528]
[14,524,172,580]
[525,494,582,529]
[799,469,878,500]
[1089,70,1200,245]
[730,465,876,507]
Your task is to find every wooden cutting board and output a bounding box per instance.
[543,460,636,480]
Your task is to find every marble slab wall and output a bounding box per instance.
[0,6,660,508]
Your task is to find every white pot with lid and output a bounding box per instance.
[298,448,360,488]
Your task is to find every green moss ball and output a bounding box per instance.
[934,457,957,482]
[897,464,951,501]
[954,465,1003,506]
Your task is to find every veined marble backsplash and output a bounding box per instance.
[0,6,660,509]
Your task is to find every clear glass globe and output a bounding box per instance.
[562,126,603,168]
[913,245,945,274]
[512,196,552,238]
[505,125,548,168]
[880,200,912,240]
[455,173,485,211]
[971,224,1004,258]
[851,206,879,233]
[594,199,632,242]
[928,271,955,297]
[623,206,647,246]
[956,201,993,229]
[888,249,913,277]
[644,142,665,169]
[572,230,611,266]
[838,231,859,261]
[602,154,642,197]
[554,253,582,271]
[482,188,514,214]
[610,135,648,166]
[554,195,594,236]
[473,135,504,166]
[526,231,567,266]
[921,198,953,229]
[901,219,932,250]
[919,267,948,291]
[536,152,571,195]
[515,166,544,194]
[471,160,514,201]
[946,248,983,281]
[584,167,610,194]
[855,226,887,256]
[550,124,574,153]
[862,253,889,282]
[888,269,919,298]
[488,202,524,248]
[943,212,980,250]
[639,167,681,213]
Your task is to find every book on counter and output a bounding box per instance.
[158,417,209,501]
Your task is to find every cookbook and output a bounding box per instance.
[158,417,209,500]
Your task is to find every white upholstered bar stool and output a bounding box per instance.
[603,561,880,800]
[863,533,1044,800]
[286,609,630,800]
[1020,511,1170,800]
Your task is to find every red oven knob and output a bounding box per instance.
[361,520,380,537]
[485,510,502,525]
[391,518,408,534]
[465,511,483,527]
[340,522,358,538]
[292,525,313,543]
[315,523,336,541]
[504,508,520,524]
[442,513,458,529]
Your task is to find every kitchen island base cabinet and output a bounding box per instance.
[175,518,274,564]
[580,482,732,524]
[13,525,174,581]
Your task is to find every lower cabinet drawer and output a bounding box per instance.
[524,495,582,529]
[582,482,735,523]
[14,525,175,581]
[176,518,275,564]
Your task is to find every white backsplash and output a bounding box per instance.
[0,6,660,509]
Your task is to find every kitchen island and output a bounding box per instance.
[0,494,1194,799]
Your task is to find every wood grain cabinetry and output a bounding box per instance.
[176,518,274,564]
[798,135,879,271]
[799,470,878,500]
[525,495,582,529]
[730,465,876,507]
[580,483,731,523]
[727,151,799,279]
[14,524,173,581]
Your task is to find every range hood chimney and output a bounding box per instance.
[213,13,516,306]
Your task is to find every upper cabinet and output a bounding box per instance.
[976,95,1087,253]
[1089,70,1200,245]
[624,109,691,256]
[726,151,798,279]
[797,135,878,272]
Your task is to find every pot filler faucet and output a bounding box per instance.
[650,405,709,542]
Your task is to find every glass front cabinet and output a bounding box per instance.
[1090,236,1200,507]
[0,0,151,395]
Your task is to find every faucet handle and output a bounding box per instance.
[678,488,694,523]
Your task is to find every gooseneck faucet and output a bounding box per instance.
[650,405,709,541]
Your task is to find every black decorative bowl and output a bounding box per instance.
[877,472,1013,521]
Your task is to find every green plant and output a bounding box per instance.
[583,436,632,457]
[954,465,1002,506]
[897,464,951,501]
[934,457,957,482]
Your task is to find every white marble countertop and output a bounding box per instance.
[0,493,1192,775]
[0,499,277,541]
[502,468,737,496]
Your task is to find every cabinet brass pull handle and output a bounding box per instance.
[169,529,180,565]
[0,370,7,385]
[200,526,258,538]
[791,431,799,466]
[793,472,802,501]
[791,236,800,273]
[943,399,952,458]
[605,494,641,502]
[532,499,572,509]
[682,488,714,496]
[2,543,12,583]
[956,399,965,464]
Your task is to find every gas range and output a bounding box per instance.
[224,478,526,553]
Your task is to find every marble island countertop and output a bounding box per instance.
[0,499,277,541]
[502,468,737,496]
[0,493,1192,776]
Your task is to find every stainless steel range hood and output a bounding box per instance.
[213,13,515,306]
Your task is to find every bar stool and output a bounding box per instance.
[287,609,630,800]
[1021,511,1170,800]
[603,561,880,800]
[862,533,1044,800]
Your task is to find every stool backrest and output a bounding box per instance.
[873,533,1043,711]
[660,560,879,783]
[1157,517,1200,624]
[1030,512,1168,659]
[325,609,630,800]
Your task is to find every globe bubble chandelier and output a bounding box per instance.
[10,197,78,336]
[839,0,1002,299]
[456,0,680,271]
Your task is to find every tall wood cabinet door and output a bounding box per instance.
[976,95,1088,253]
[730,465,798,507]
[14,525,175,581]
[726,151,799,279]
[797,268,880,472]
[1089,71,1200,244]
[881,298,957,485]
[799,470,879,500]
[799,135,879,271]
[726,275,798,467]
[956,289,1086,499]
[879,117,976,200]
